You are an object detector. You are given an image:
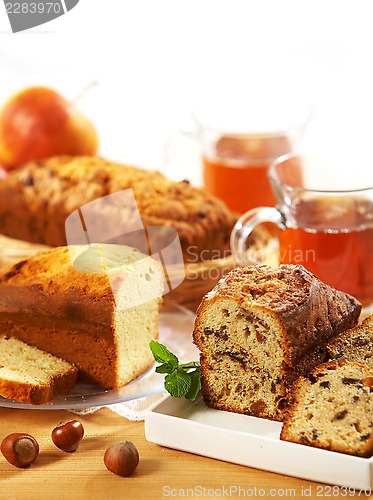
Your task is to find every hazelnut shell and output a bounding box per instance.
[1,433,39,468]
[51,420,84,452]
[104,440,139,477]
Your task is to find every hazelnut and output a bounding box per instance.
[1,433,39,468]
[51,420,84,452]
[104,441,139,477]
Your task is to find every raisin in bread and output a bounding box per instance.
[326,324,373,369]
[280,360,373,457]
[0,244,164,388]
[193,264,361,421]
[0,336,77,405]
[0,155,235,262]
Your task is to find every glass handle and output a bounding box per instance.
[230,206,286,266]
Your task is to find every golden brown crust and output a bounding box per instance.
[0,245,161,389]
[0,371,77,405]
[0,155,235,261]
[193,264,361,421]
[197,264,361,366]
[0,247,117,387]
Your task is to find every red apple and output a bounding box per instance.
[0,86,98,170]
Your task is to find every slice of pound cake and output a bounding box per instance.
[0,336,77,405]
[280,360,373,457]
[0,244,164,389]
[193,264,361,421]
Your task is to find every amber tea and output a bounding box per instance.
[279,196,373,306]
[231,153,373,308]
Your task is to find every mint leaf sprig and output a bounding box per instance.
[149,340,201,400]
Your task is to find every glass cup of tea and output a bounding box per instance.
[163,90,310,214]
[230,153,373,309]
[200,126,308,215]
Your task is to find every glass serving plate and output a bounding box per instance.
[0,309,198,410]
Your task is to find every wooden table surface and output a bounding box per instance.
[0,407,370,500]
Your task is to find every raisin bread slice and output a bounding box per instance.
[326,325,373,369]
[0,336,77,405]
[193,264,361,421]
[280,360,373,457]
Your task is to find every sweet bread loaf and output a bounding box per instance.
[0,243,164,388]
[0,155,235,262]
[280,359,373,457]
[326,324,373,369]
[193,264,361,421]
[0,336,77,405]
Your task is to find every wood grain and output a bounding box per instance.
[0,407,363,500]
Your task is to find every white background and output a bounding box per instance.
[1,0,373,182]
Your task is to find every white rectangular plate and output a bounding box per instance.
[145,394,373,490]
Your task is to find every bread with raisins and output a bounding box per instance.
[326,324,373,369]
[280,360,373,457]
[193,264,361,421]
[0,155,235,262]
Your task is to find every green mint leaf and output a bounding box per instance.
[155,362,177,374]
[164,366,192,398]
[185,368,201,400]
[150,341,201,400]
[149,341,179,368]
